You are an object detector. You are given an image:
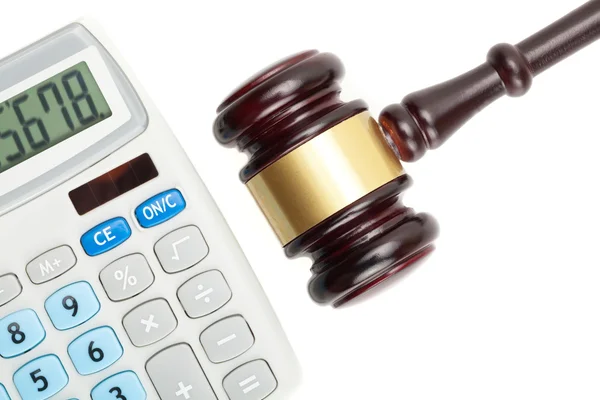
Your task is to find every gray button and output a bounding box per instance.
[177,270,232,318]
[100,254,154,301]
[155,226,208,273]
[123,298,177,347]
[0,274,22,307]
[200,315,254,363]
[26,245,77,284]
[146,343,217,400]
[223,360,278,400]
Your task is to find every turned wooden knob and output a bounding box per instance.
[214,51,438,307]
[381,0,600,161]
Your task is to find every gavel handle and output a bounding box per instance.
[381,0,600,162]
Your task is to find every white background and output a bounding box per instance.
[2,0,600,399]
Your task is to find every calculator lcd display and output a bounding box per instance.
[0,62,112,174]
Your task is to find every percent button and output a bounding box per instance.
[100,254,155,302]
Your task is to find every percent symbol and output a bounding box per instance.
[114,266,138,290]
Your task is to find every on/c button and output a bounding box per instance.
[135,189,186,228]
[81,217,131,256]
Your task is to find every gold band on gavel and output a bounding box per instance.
[246,112,405,245]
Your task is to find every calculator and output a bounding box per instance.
[0,20,300,400]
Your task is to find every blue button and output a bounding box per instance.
[0,384,10,400]
[68,326,123,375]
[91,371,147,400]
[13,354,69,399]
[81,217,131,256]
[45,281,100,331]
[0,309,46,358]
[135,189,186,228]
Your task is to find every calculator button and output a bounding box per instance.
[100,254,154,301]
[91,371,147,400]
[146,343,216,400]
[13,354,69,400]
[200,316,255,363]
[81,217,131,256]
[223,360,277,400]
[0,274,22,307]
[68,326,123,375]
[26,245,77,284]
[177,270,232,318]
[45,281,100,330]
[154,226,208,273]
[0,309,46,358]
[0,384,9,400]
[135,189,186,228]
[123,299,177,347]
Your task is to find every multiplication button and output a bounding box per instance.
[26,246,76,284]
[100,254,154,301]
[223,360,278,400]
[146,343,216,400]
[154,226,208,273]
[123,299,177,347]
[177,270,232,318]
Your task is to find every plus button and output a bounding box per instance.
[175,381,193,399]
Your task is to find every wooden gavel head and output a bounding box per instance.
[213,0,600,307]
[213,50,439,307]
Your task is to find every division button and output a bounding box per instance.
[146,343,216,400]
[223,360,278,400]
[100,254,154,301]
[200,316,254,363]
[26,246,77,284]
[154,226,208,273]
[123,299,177,347]
[0,274,22,307]
[177,270,232,318]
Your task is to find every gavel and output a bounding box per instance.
[214,0,600,307]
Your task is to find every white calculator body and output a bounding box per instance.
[0,20,300,400]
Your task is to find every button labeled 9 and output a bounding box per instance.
[45,281,100,330]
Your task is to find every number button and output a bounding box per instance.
[68,326,123,375]
[0,384,10,400]
[13,354,69,400]
[0,309,46,358]
[45,281,100,330]
[91,371,147,400]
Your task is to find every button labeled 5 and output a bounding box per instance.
[45,281,100,330]
[0,309,46,358]
[81,217,131,256]
[13,354,69,400]
[68,326,123,375]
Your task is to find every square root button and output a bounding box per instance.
[155,226,208,273]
